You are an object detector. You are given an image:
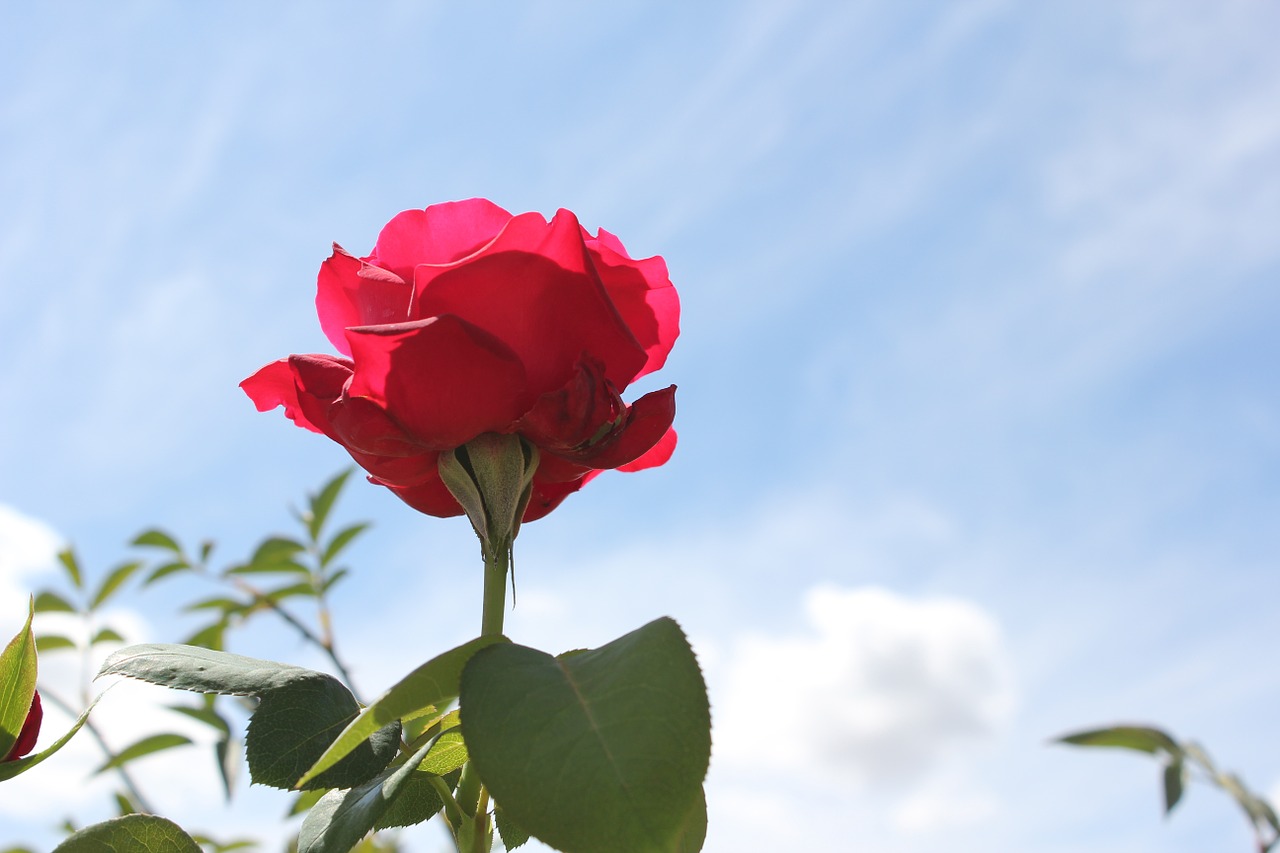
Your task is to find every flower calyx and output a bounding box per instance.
[438,433,540,556]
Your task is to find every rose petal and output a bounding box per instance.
[565,385,677,470]
[316,246,411,356]
[617,426,677,473]
[410,209,647,394]
[586,235,680,382]
[4,690,41,761]
[384,471,466,517]
[517,355,625,455]
[241,355,354,434]
[523,475,593,522]
[372,199,514,280]
[345,316,530,451]
[351,448,441,489]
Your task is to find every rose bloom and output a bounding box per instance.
[3,690,41,762]
[242,199,679,522]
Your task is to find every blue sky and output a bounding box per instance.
[2,1,1279,850]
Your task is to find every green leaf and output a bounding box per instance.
[36,635,78,653]
[167,701,230,736]
[0,600,38,761]
[185,596,248,615]
[321,569,349,595]
[289,788,329,817]
[91,561,144,610]
[297,635,503,787]
[228,537,308,576]
[57,549,83,590]
[50,814,202,852]
[95,733,193,774]
[1056,725,1181,756]
[247,672,400,791]
[261,581,316,603]
[1163,759,1185,814]
[460,617,711,853]
[215,734,240,800]
[673,788,708,853]
[371,770,445,831]
[420,728,467,777]
[198,540,215,564]
[0,698,97,781]
[143,561,190,587]
[182,621,226,650]
[188,837,258,853]
[91,628,126,646]
[132,530,184,554]
[320,523,368,569]
[97,645,400,790]
[296,739,432,853]
[307,470,353,542]
[113,792,137,816]
[34,591,77,614]
[495,805,530,851]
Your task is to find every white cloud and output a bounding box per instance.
[890,773,1001,834]
[0,504,63,616]
[716,584,1015,786]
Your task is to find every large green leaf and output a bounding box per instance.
[297,635,503,787]
[50,814,201,852]
[98,645,398,790]
[246,671,400,790]
[460,617,710,853]
[99,644,312,694]
[296,740,433,853]
[0,600,37,760]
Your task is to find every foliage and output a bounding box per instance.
[6,469,711,852]
[1058,724,1280,851]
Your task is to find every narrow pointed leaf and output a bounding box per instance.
[33,592,77,614]
[131,530,184,554]
[0,698,97,781]
[50,814,201,853]
[57,549,83,590]
[460,617,711,853]
[36,635,78,653]
[296,740,433,853]
[91,628,126,646]
[308,469,353,541]
[1057,725,1181,756]
[371,770,446,831]
[1163,759,1185,814]
[321,523,369,568]
[0,600,38,760]
[91,561,144,609]
[95,733,193,774]
[297,635,503,787]
[143,561,190,586]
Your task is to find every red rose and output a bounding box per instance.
[3,690,41,762]
[242,199,679,521]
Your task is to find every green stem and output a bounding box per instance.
[453,541,510,847]
[480,542,510,638]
